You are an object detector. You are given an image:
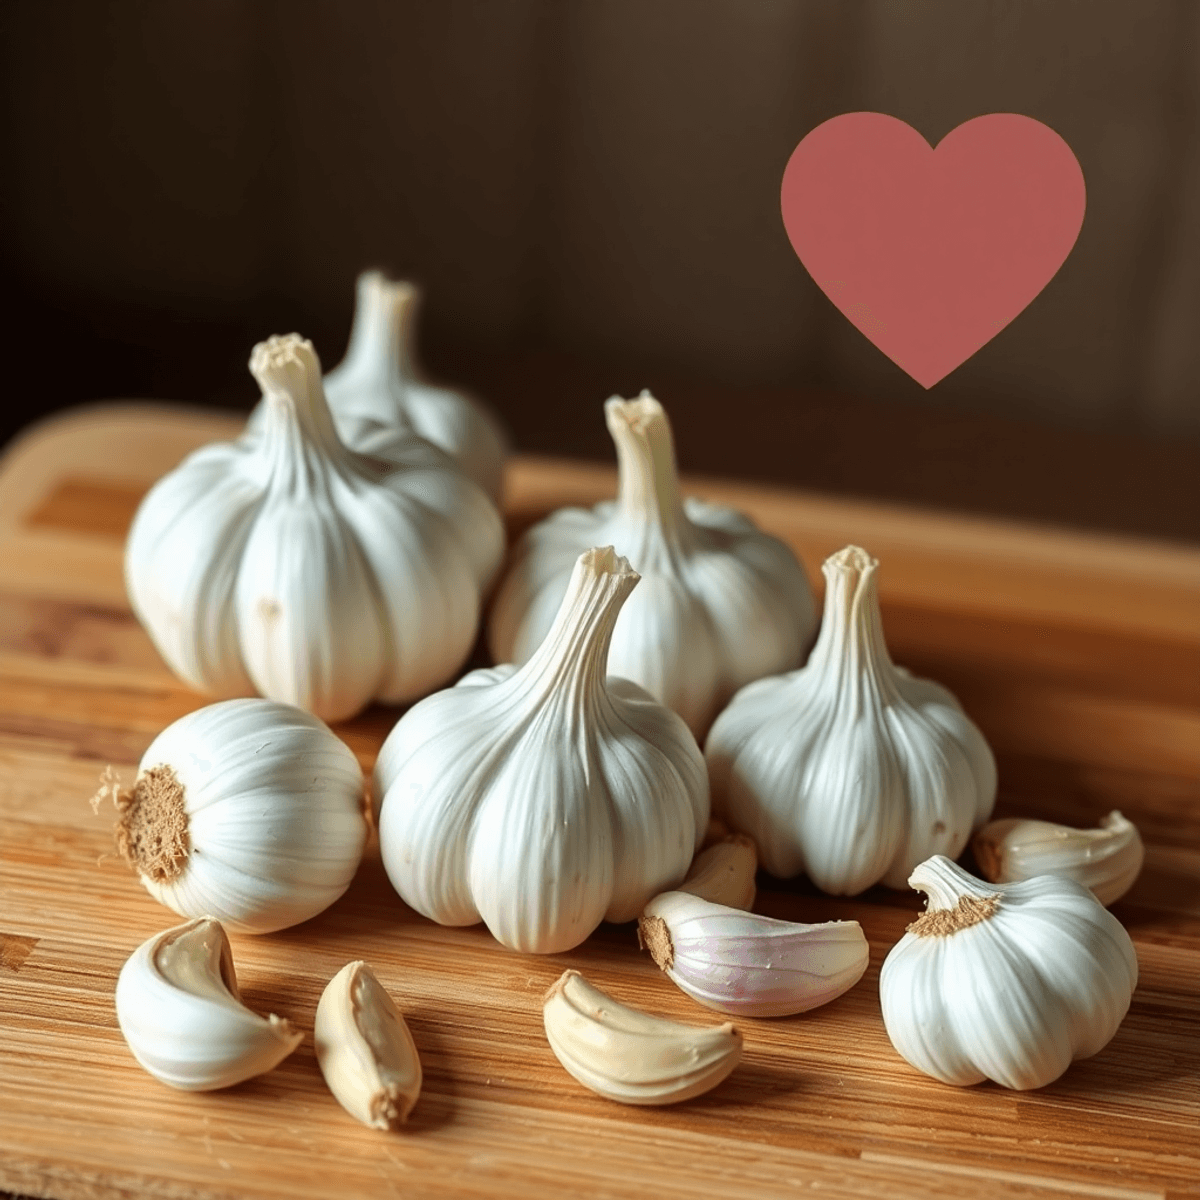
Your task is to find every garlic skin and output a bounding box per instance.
[314,961,422,1129]
[376,547,709,954]
[973,811,1144,907]
[879,856,1138,1090]
[639,891,868,1018]
[677,834,758,910]
[127,333,503,722]
[488,393,816,736]
[543,969,741,1105]
[115,918,302,1091]
[705,546,997,894]
[107,698,367,934]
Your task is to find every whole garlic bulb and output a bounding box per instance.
[115,917,303,1090]
[325,271,507,499]
[880,855,1138,1090]
[126,333,504,722]
[376,546,709,954]
[973,811,1144,907]
[102,698,368,934]
[488,392,816,736]
[705,546,997,894]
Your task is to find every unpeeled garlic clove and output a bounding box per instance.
[973,811,1144,907]
[639,891,869,1017]
[314,961,423,1129]
[676,834,758,910]
[542,969,741,1106]
[115,917,302,1090]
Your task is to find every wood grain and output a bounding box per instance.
[1,404,1198,1200]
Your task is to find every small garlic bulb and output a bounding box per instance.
[639,891,869,1017]
[488,392,816,736]
[879,856,1138,1090]
[705,546,997,894]
[323,271,508,500]
[115,917,302,1090]
[103,698,367,934]
[127,333,504,722]
[973,811,1144,906]
[376,546,709,954]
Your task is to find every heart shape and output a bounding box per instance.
[780,113,1086,388]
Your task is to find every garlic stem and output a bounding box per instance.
[513,547,640,719]
[804,546,901,706]
[250,334,354,488]
[907,854,1002,936]
[339,271,422,386]
[606,394,689,545]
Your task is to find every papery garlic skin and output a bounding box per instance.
[115,918,302,1090]
[127,333,503,723]
[639,891,869,1018]
[879,856,1138,1090]
[973,811,1144,907]
[543,969,741,1105]
[376,547,709,954]
[677,834,758,910]
[314,961,422,1129]
[488,393,816,737]
[112,698,367,934]
[706,546,996,894]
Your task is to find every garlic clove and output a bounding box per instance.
[676,834,758,910]
[542,969,741,1106]
[115,917,302,1091]
[639,891,869,1017]
[314,961,423,1129]
[973,811,1144,907]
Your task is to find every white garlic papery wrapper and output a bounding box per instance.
[488,392,817,737]
[107,698,368,934]
[705,546,997,894]
[973,811,1144,907]
[639,891,869,1017]
[880,856,1138,1090]
[127,333,504,723]
[376,546,709,954]
[115,917,303,1090]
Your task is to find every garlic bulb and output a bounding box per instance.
[543,969,742,1105]
[101,698,367,934]
[677,833,758,910]
[126,333,504,722]
[880,855,1138,1090]
[314,961,423,1129]
[375,546,709,954]
[705,546,997,894]
[115,917,302,1090]
[639,891,868,1017]
[488,392,816,736]
[973,811,1144,907]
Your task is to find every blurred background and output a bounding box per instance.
[1,0,1198,541]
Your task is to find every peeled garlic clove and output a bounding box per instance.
[639,891,869,1017]
[676,834,758,910]
[314,961,423,1129]
[115,917,302,1090]
[879,855,1138,1090]
[973,811,1144,907]
[542,969,741,1106]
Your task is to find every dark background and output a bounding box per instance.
[2,0,1199,541]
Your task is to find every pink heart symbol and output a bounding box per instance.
[780,113,1086,388]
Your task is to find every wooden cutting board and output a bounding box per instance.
[2,403,1198,1200]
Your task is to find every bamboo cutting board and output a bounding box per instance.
[1,403,1198,1200]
